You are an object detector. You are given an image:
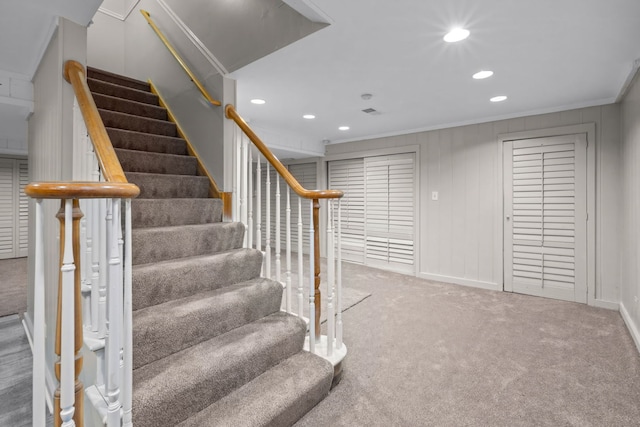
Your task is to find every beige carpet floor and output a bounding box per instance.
[0,258,27,317]
[295,261,640,427]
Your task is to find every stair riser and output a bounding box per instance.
[133,280,283,369]
[100,109,177,137]
[88,78,158,105]
[132,249,262,310]
[132,199,222,229]
[107,128,188,155]
[132,314,307,427]
[87,67,150,91]
[132,222,245,265]
[116,149,197,176]
[94,93,167,121]
[126,173,210,199]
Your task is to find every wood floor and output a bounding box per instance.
[0,314,32,427]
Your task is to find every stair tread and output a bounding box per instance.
[132,248,263,310]
[99,108,177,136]
[178,351,333,427]
[132,312,307,427]
[116,148,197,176]
[106,127,188,154]
[126,172,210,199]
[87,66,150,91]
[132,221,245,265]
[133,278,283,369]
[94,92,167,120]
[87,78,158,105]
[132,198,222,228]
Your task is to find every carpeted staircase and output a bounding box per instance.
[87,67,334,426]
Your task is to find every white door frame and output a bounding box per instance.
[498,124,596,305]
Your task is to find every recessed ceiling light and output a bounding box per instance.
[490,95,508,102]
[338,126,350,131]
[473,70,494,79]
[250,99,266,105]
[303,114,316,119]
[444,28,470,43]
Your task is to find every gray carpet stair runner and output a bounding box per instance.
[87,67,333,426]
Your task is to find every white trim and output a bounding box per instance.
[590,299,619,311]
[324,144,420,162]
[418,272,500,292]
[0,95,33,113]
[282,0,333,24]
[498,124,597,306]
[0,148,29,156]
[156,0,229,76]
[616,58,640,103]
[328,97,616,146]
[620,302,640,354]
[23,312,54,413]
[97,0,141,21]
[28,17,59,79]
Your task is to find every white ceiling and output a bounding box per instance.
[230,0,640,153]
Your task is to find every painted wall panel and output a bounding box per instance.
[325,104,621,305]
[620,72,640,350]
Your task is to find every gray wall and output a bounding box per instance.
[620,72,640,350]
[324,105,621,308]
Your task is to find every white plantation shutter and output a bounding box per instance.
[329,158,365,263]
[364,154,415,273]
[0,158,28,259]
[17,160,29,257]
[329,153,416,273]
[505,134,587,303]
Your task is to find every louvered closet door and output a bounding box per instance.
[364,153,415,274]
[328,158,365,263]
[0,158,29,259]
[287,162,316,254]
[504,134,587,303]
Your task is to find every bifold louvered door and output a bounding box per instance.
[328,158,365,263]
[0,158,29,259]
[328,153,415,273]
[364,154,415,274]
[504,134,587,303]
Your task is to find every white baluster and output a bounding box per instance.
[308,199,315,354]
[275,175,281,284]
[233,126,241,221]
[80,199,91,329]
[285,187,292,313]
[336,199,343,349]
[106,198,122,427]
[240,134,248,247]
[265,164,271,279]
[60,199,76,427]
[90,198,100,333]
[256,160,262,254]
[297,197,304,318]
[122,199,133,427]
[32,199,46,427]
[326,200,335,357]
[247,148,253,248]
[98,198,107,340]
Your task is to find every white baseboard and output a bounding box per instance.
[620,302,640,354]
[417,272,500,292]
[591,299,619,310]
[23,311,54,414]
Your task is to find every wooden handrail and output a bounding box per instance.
[225,104,344,200]
[25,182,140,199]
[140,9,221,107]
[64,60,129,184]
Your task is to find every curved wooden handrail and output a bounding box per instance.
[140,10,221,107]
[225,104,344,200]
[64,60,130,185]
[25,182,140,199]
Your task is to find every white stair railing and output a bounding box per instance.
[29,60,139,427]
[226,104,347,368]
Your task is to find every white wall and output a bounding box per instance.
[27,16,87,409]
[87,11,124,74]
[620,72,640,351]
[324,105,621,308]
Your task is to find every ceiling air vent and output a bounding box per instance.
[362,108,380,115]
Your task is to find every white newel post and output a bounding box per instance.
[326,200,335,357]
[32,199,46,427]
